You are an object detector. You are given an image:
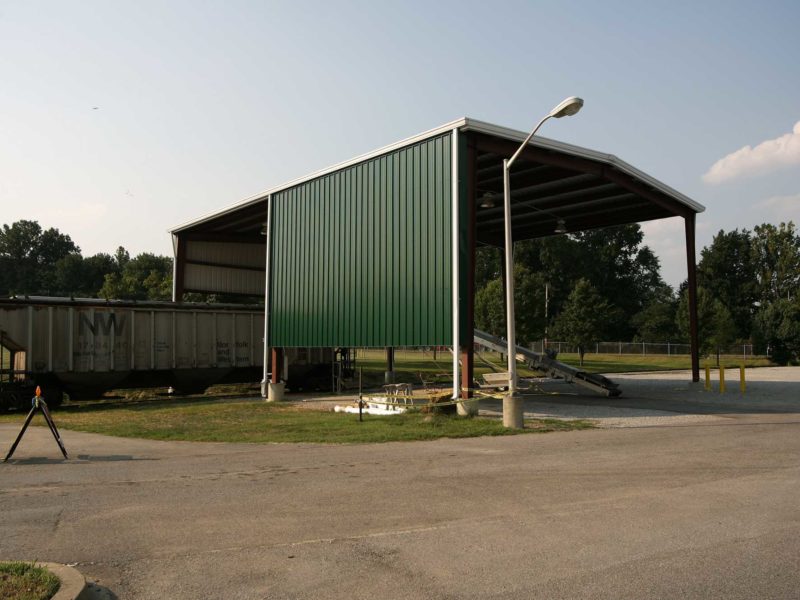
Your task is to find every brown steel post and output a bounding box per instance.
[174,234,187,301]
[386,347,394,371]
[271,348,283,384]
[385,347,395,383]
[685,214,700,382]
[461,138,477,398]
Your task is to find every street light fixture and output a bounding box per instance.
[502,96,583,428]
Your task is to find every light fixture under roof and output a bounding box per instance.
[479,193,496,208]
[554,218,567,234]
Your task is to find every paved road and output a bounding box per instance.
[1,374,799,599]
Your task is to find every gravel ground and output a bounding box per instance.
[312,367,800,429]
[481,401,729,428]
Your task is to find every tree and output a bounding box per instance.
[0,220,79,295]
[99,253,173,300]
[475,279,506,338]
[697,228,758,340]
[631,284,679,341]
[514,224,665,339]
[474,246,502,290]
[474,265,547,346]
[551,279,615,365]
[52,253,117,297]
[751,222,800,304]
[753,298,800,365]
[677,286,737,360]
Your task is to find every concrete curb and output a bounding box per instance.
[40,562,87,600]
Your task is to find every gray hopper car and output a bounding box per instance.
[0,297,334,409]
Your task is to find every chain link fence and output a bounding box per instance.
[529,340,760,359]
[355,344,764,360]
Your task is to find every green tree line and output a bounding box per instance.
[2,219,798,364]
[475,222,800,365]
[0,220,173,300]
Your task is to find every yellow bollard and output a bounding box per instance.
[719,366,726,393]
[704,365,711,391]
[740,365,746,393]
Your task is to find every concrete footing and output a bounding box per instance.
[457,397,479,416]
[502,394,524,428]
[267,382,285,402]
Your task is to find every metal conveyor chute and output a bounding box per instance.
[473,329,622,398]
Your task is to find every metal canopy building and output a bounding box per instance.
[170,117,705,391]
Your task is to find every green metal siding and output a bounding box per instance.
[269,134,453,347]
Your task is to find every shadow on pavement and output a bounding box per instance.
[3,454,155,465]
[494,374,800,416]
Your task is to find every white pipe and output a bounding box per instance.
[451,128,460,399]
[503,158,517,394]
[262,194,272,394]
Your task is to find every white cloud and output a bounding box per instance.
[702,121,800,184]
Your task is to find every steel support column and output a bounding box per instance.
[461,138,477,399]
[451,128,461,398]
[173,234,187,302]
[261,195,273,397]
[385,347,395,383]
[685,214,700,382]
[271,348,283,384]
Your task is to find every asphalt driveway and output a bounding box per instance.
[1,369,799,599]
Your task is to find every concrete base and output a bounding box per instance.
[502,394,524,428]
[384,371,396,384]
[457,396,479,416]
[260,379,268,399]
[267,382,285,402]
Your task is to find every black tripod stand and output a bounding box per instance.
[4,387,68,462]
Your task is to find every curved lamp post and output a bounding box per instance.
[502,96,584,428]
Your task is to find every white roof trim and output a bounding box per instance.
[170,116,703,233]
[170,118,468,233]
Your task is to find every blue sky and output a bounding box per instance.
[1,0,798,287]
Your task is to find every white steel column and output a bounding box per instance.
[261,194,273,397]
[451,128,460,399]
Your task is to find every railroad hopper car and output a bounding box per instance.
[0,297,333,409]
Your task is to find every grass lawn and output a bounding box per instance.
[0,398,594,444]
[0,562,60,600]
[554,353,772,372]
[355,348,772,381]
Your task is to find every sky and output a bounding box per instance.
[1,0,798,288]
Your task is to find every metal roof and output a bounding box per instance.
[170,117,704,243]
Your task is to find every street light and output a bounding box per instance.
[502,96,583,428]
